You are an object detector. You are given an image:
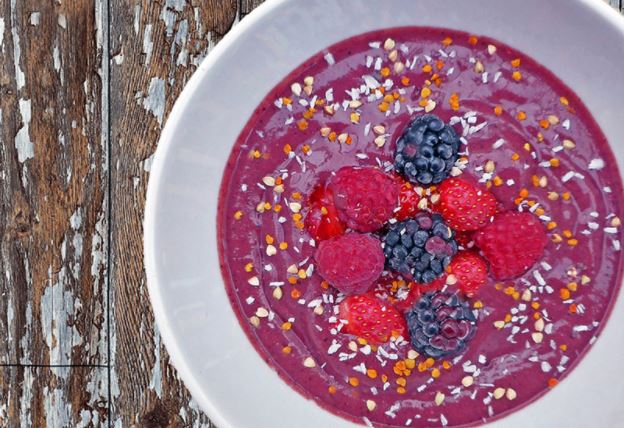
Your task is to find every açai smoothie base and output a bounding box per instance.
[217,27,624,427]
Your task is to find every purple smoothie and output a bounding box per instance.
[217,27,624,427]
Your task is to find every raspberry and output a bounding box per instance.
[434,177,498,232]
[473,211,548,280]
[449,251,488,296]
[393,114,460,185]
[329,166,399,232]
[315,233,384,295]
[382,213,457,283]
[304,184,346,241]
[406,291,477,358]
[339,294,408,344]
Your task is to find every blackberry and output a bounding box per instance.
[406,291,477,358]
[382,213,457,283]
[393,114,460,185]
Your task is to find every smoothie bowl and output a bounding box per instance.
[144,1,624,427]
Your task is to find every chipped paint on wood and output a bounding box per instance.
[15,98,33,162]
[9,0,25,89]
[142,77,166,124]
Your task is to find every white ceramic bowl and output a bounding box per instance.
[144,1,624,426]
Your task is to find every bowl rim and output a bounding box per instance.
[144,1,624,427]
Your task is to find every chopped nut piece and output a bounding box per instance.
[446,274,458,285]
[506,388,517,400]
[493,387,506,400]
[249,316,260,327]
[303,357,316,368]
[383,38,396,50]
[484,160,495,173]
[248,276,260,286]
[388,49,398,62]
[313,305,324,315]
[612,217,621,227]
[262,176,275,187]
[303,76,314,86]
[474,60,484,73]
[303,85,313,96]
[324,105,335,115]
[581,275,591,285]
[291,82,302,96]
[394,61,405,73]
[338,133,349,144]
[534,318,545,332]
[320,127,331,137]
[256,307,269,318]
[493,320,505,329]
[289,202,302,213]
[521,289,532,302]
[407,350,419,359]
[462,376,474,387]
[563,139,576,149]
[374,136,386,148]
[435,391,445,406]
[348,341,358,352]
[424,100,437,112]
[532,332,544,343]
[349,100,362,109]
[548,115,560,125]
[373,125,386,135]
[487,44,497,55]
[272,287,283,300]
[366,400,377,411]
[417,198,428,210]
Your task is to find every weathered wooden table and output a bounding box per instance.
[0,1,622,426]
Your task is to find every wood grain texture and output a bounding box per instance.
[108,0,244,426]
[0,0,107,369]
[0,366,108,427]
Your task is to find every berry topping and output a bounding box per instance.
[474,211,548,280]
[395,177,422,221]
[406,291,477,358]
[315,233,384,295]
[339,294,408,344]
[382,213,458,283]
[435,177,498,232]
[329,166,399,232]
[304,184,346,241]
[449,251,488,296]
[393,114,460,185]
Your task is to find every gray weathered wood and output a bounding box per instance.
[0,366,108,427]
[108,0,242,426]
[0,0,107,368]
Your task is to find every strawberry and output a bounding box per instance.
[304,184,345,241]
[448,251,488,296]
[435,177,498,232]
[473,211,548,280]
[339,294,408,344]
[395,178,421,221]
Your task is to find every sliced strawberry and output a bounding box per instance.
[474,211,548,280]
[339,294,408,344]
[395,178,422,221]
[448,251,488,296]
[304,184,346,241]
[434,177,498,232]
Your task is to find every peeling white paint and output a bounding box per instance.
[53,42,61,72]
[10,0,25,89]
[19,368,34,428]
[0,18,5,49]
[78,368,108,427]
[57,14,67,29]
[143,153,155,172]
[43,384,71,428]
[19,302,32,364]
[148,326,163,398]
[133,4,141,35]
[142,77,166,124]
[41,265,83,366]
[142,24,153,65]
[174,19,189,66]
[113,52,124,65]
[15,98,34,162]
[70,208,83,230]
[29,12,40,26]
[161,0,186,37]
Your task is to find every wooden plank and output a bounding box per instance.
[0,365,108,426]
[108,0,248,425]
[240,0,266,18]
[0,0,107,365]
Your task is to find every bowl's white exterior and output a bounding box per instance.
[144,1,624,427]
